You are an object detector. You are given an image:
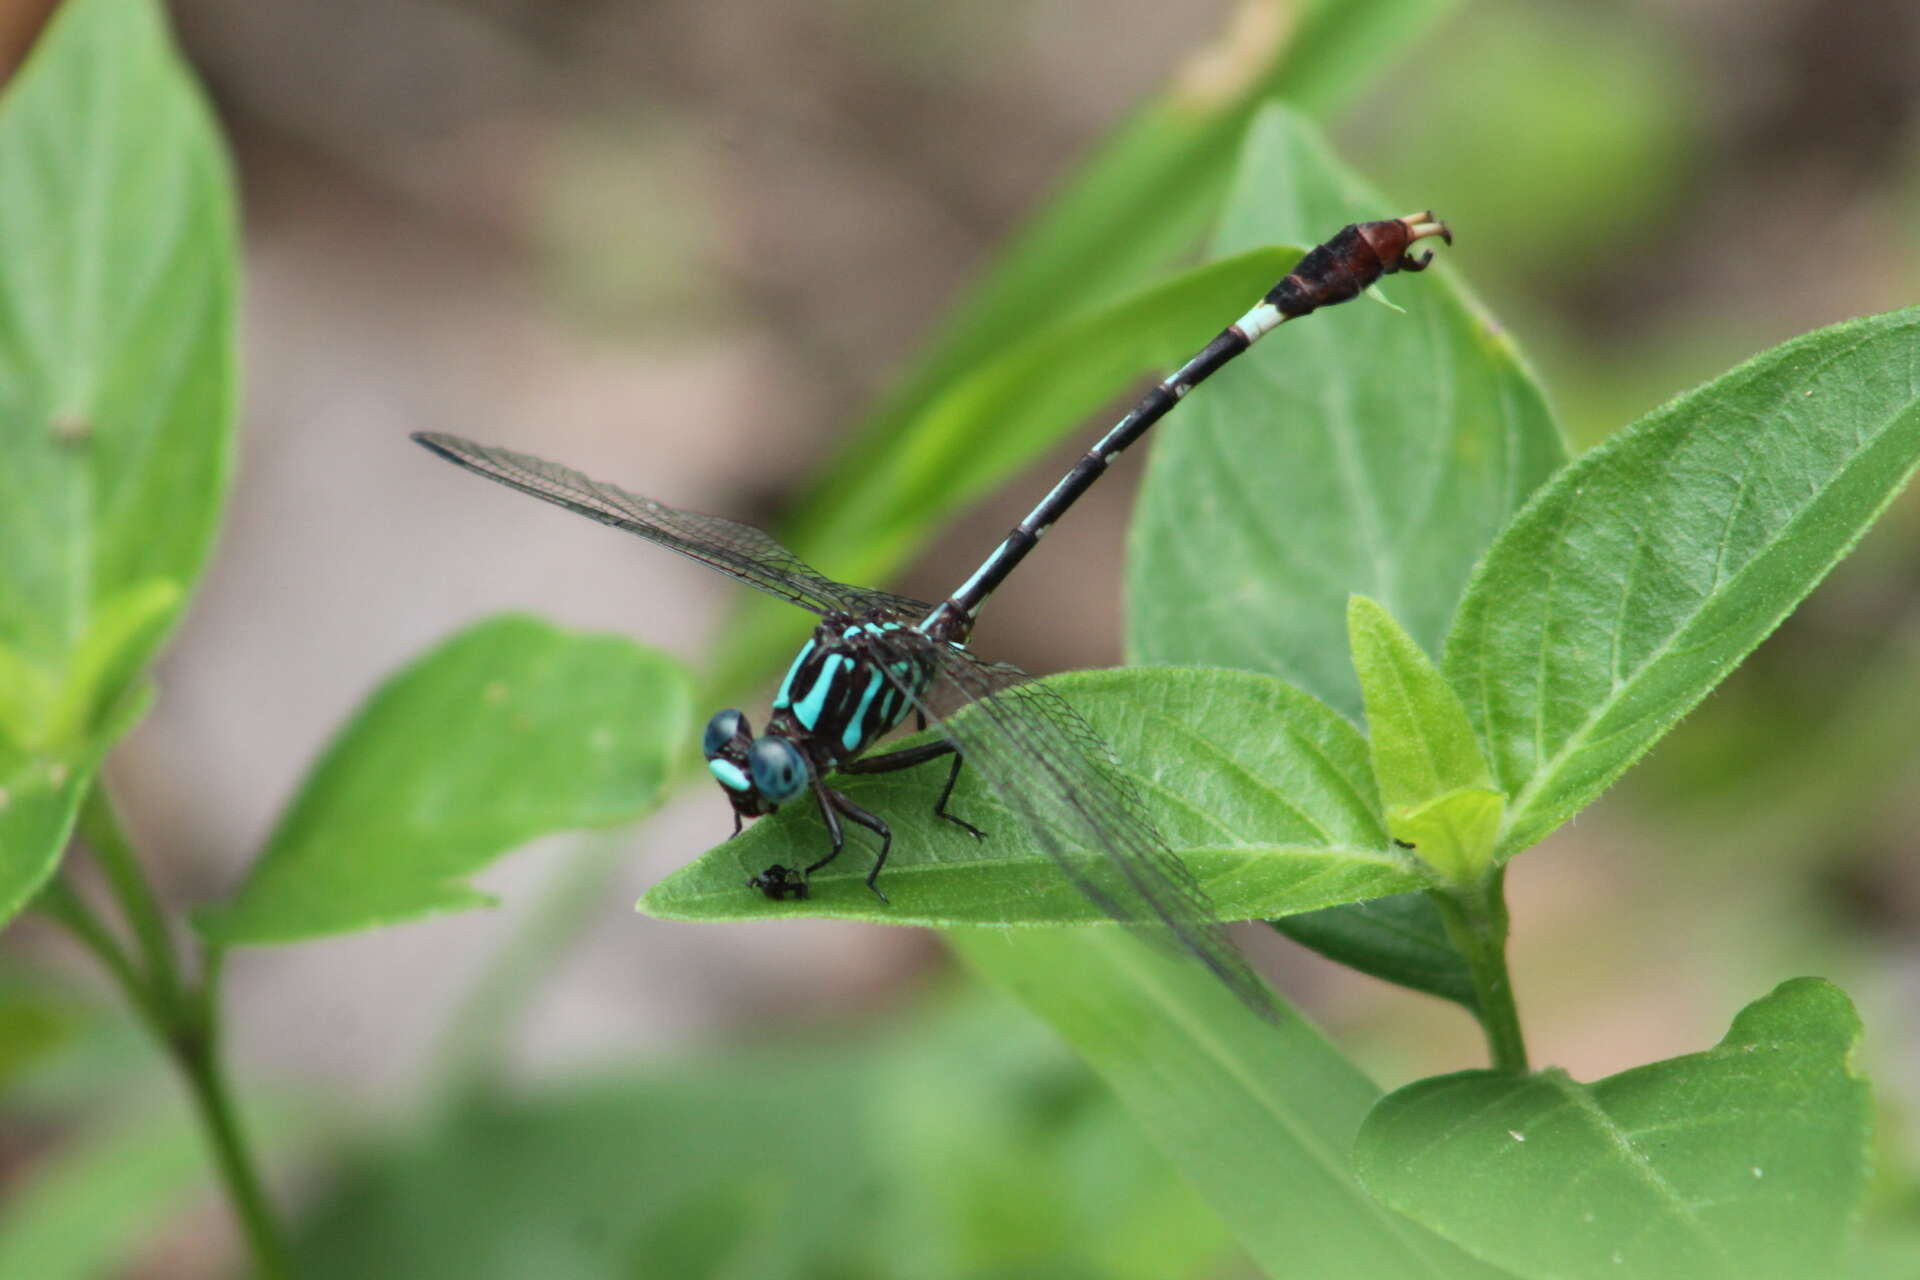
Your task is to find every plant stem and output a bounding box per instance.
[79,785,185,1017]
[173,1001,293,1280]
[46,795,295,1278]
[1435,868,1529,1073]
[37,877,169,1042]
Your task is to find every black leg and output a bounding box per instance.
[932,752,985,840]
[843,739,985,840]
[728,809,743,839]
[823,788,894,903]
[804,780,848,877]
[915,711,928,733]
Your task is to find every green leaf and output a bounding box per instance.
[195,616,693,946]
[0,759,92,924]
[0,0,238,925]
[1388,787,1503,884]
[776,248,1303,592]
[1446,308,1920,857]
[642,666,1428,926]
[950,927,1509,1278]
[709,1,1464,698]
[1354,978,1872,1280]
[0,1091,315,1280]
[296,989,1226,1279]
[1348,595,1499,880]
[792,0,1465,552]
[1269,892,1477,1010]
[705,247,1311,704]
[1128,106,1565,720]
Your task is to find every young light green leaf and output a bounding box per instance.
[950,926,1510,1279]
[1354,979,1871,1280]
[1128,106,1565,721]
[1349,595,1500,880]
[0,0,238,925]
[642,667,1428,927]
[195,616,692,946]
[1388,788,1503,884]
[1446,308,1920,857]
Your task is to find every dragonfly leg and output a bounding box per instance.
[802,780,849,879]
[819,787,893,903]
[932,752,985,840]
[843,740,985,840]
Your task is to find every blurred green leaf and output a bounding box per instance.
[0,0,237,925]
[0,976,83,1091]
[782,247,1300,590]
[950,927,1508,1278]
[0,1090,314,1280]
[1269,891,1477,1010]
[1446,308,1920,858]
[643,666,1428,926]
[1362,0,1696,294]
[1354,979,1872,1279]
[195,616,692,946]
[712,0,1464,697]
[1128,106,1565,720]
[0,762,92,925]
[297,990,1228,1280]
[706,247,1306,702]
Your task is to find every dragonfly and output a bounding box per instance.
[416,212,1449,1017]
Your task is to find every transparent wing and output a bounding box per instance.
[870,630,1279,1021]
[415,433,934,619]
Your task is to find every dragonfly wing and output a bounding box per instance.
[869,632,1279,1021]
[415,433,933,619]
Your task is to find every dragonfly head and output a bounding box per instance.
[704,709,809,814]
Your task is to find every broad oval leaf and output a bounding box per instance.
[1128,106,1565,720]
[950,927,1509,1279]
[1354,978,1872,1280]
[0,0,236,923]
[642,666,1429,926]
[195,616,692,946]
[1270,892,1478,1011]
[1446,307,1920,856]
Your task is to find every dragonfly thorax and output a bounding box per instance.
[766,614,939,766]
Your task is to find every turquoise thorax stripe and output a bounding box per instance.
[791,653,845,730]
[771,638,816,711]
[842,669,886,752]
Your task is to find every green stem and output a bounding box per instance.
[37,877,169,1042]
[45,797,295,1278]
[173,1002,293,1280]
[1435,868,1528,1073]
[79,785,185,1018]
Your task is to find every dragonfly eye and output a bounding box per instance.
[703,709,751,759]
[748,737,809,803]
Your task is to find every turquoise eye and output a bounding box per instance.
[704,709,748,758]
[748,737,808,803]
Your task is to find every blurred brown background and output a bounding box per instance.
[4,0,1920,1269]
